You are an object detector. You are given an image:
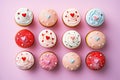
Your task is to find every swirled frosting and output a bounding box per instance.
[15,51,34,70]
[62,30,81,49]
[86,8,104,27]
[15,8,33,26]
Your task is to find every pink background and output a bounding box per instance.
[1,0,120,80]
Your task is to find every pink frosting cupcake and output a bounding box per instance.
[39,51,58,71]
[86,30,106,50]
[39,9,58,27]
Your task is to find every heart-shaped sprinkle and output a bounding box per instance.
[22,13,26,17]
[94,59,99,64]
[94,16,99,20]
[46,60,50,65]
[75,11,77,13]
[22,57,26,61]
[46,36,50,40]
[70,13,74,17]
[70,59,75,64]
[21,36,26,41]
[94,36,100,41]
[46,14,51,19]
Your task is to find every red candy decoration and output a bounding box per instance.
[46,36,50,40]
[22,13,26,17]
[70,13,74,17]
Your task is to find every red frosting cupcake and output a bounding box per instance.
[15,29,34,48]
[85,51,105,70]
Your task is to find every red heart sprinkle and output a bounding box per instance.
[52,38,54,40]
[22,57,26,61]
[70,13,74,17]
[46,36,50,40]
[42,40,44,42]
[42,34,44,36]
[22,13,26,17]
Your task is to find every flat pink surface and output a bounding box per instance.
[1,0,120,80]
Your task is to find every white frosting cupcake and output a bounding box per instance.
[62,8,81,27]
[62,30,81,49]
[15,8,33,26]
[15,51,34,70]
[38,29,57,48]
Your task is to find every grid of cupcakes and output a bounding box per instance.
[14,8,59,71]
[14,7,106,71]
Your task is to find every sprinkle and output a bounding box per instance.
[98,44,101,47]
[71,68,74,70]
[90,64,92,66]
[27,9,29,11]
[21,36,26,41]
[66,65,69,68]
[52,42,54,44]
[94,59,99,63]
[76,65,79,67]
[42,66,45,68]
[46,54,49,57]
[50,32,52,35]
[54,62,57,65]
[46,60,50,65]
[102,43,104,45]
[18,17,20,20]
[100,54,102,56]
[70,59,75,64]
[17,12,20,15]
[94,36,100,41]
[40,58,43,61]
[42,34,44,36]
[75,11,77,13]
[42,40,44,42]
[46,31,48,33]
[21,43,24,46]
[46,14,51,19]
[89,56,92,59]
[52,38,54,40]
